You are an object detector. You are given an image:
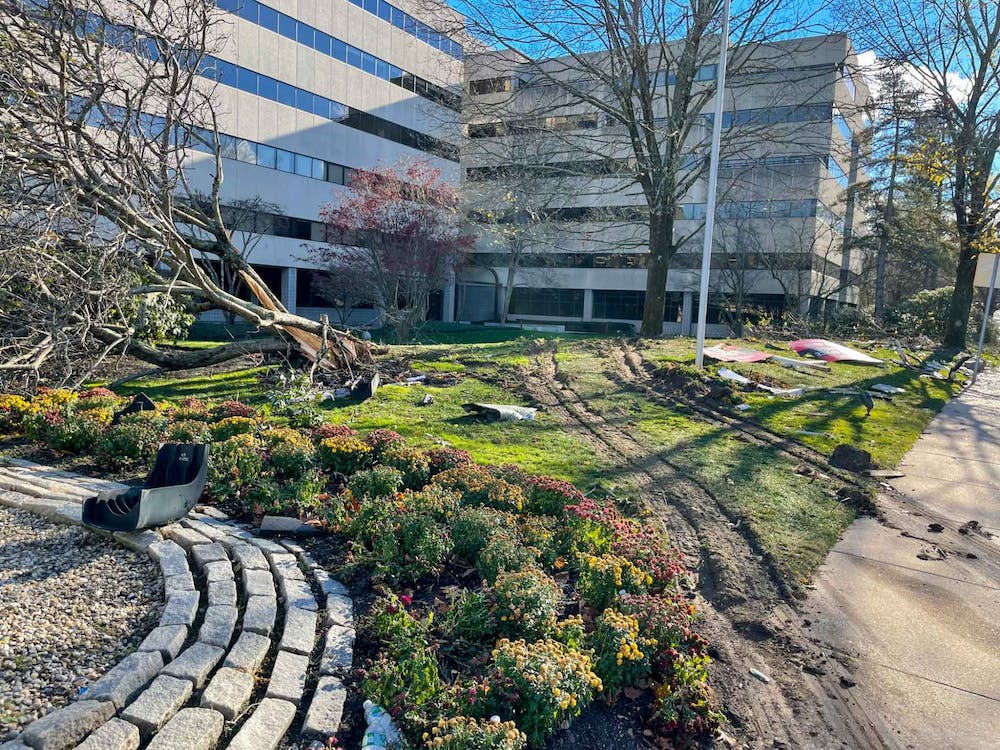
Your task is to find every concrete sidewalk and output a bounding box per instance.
[805,369,1000,749]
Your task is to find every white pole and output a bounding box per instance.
[695,0,731,368]
[973,253,999,386]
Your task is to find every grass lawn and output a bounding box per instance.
[101,332,969,587]
[640,338,962,467]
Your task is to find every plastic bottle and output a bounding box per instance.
[361,699,402,749]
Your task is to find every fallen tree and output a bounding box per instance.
[0,0,372,391]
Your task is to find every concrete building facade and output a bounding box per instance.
[457,34,870,334]
[185,0,467,326]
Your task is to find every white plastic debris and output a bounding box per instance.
[361,700,402,749]
[870,383,905,395]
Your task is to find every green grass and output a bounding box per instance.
[115,367,269,403]
[371,322,601,345]
[641,338,960,467]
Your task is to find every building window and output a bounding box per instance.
[593,290,645,320]
[827,155,849,188]
[509,288,585,318]
[469,77,512,95]
[468,122,507,139]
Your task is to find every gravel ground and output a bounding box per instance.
[0,507,163,740]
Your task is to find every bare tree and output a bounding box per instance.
[0,0,370,389]
[460,0,834,336]
[836,0,1000,346]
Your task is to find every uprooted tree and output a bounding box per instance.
[0,0,372,391]
[312,161,474,341]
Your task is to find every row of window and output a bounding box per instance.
[466,112,601,139]
[475,251,816,273]
[468,65,718,99]
[84,99,361,188]
[221,0,462,60]
[469,104,839,140]
[201,55,459,160]
[216,0,460,110]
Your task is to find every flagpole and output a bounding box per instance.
[695,0,731,368]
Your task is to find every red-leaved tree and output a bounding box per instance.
[312,161,474,341]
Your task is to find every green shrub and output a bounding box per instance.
[524,476,584,516]
[487,638,600,747]
[491,568,560,640]
[166,419,211,443]
[887,286,954,340]
[371,510,453,584]
[348,493,404,545]
[401,486,461,523]
[206,433,265,501]
[437,589,495,645]
[209,415,258,441]
[576,552,652,610]
[432,465,524,513]
[311,423,358,442]
[590,608,655,695]
[477,537,537,585]
[425,717,526,750]
[211,399,258,419]
[425,447,473,476]
[264,428,316,482]
[317,435,373,474]
[451,506,513,562]
[364,428,407,455]
[46,411,107,454]
[95,417,163,468]
[515,514,561,569]
[0,394,31,433]
[379,445,431,489]
[171,397,213,422]
[348,465,404,501]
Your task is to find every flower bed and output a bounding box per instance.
[0,387,720,748]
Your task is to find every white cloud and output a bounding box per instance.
[857,50,973,105]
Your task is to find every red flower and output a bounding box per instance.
[399,594,412,606]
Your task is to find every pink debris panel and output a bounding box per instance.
[703,344,771,363]
[787,339,883,365]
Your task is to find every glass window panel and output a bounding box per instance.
[332,39,347,61]
[350,0,363,6]
[417,22,429,43]
[363,0,377,12]
[296,23,314,47]
[362,53,377,75]
[217,0,238,12]
[312,159,326,180]
[277,81,296,107]
[257,143,277,168]
[217,60,237,87]
[403,16,416,34]
[377,0,391,21]
[391,7,405,28]
[219,134,238,159]
[296,88,313,112]
[258,75,277,100]
[237,67,257,94]
[294,153,312,177]
[330,102,349,121]
[347,45,362,69]
[235,139,257,163]
[276,149,294,172]
[258,5,278,31]
[376,59,390,80]
[237,0,258,22]
[313,97,330,119]
[278,13,296,40]
[315,31,332,56]
[389,65,404,85]
[326,163,345,184]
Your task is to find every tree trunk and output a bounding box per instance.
[501,258,518,324]
[641,213,672,336]
[874,118,901,320]
[944,239,977,348]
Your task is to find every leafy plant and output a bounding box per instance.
[451,506,513,562]
[590,608,655,695]
[476,537,537,586]
[348,465,404,500]
[209,415,258,441]
[487,638,600,748]
[370,510,453,584]
[432,465,524,512]
[166,419,211,443]
[523,475,584,516]
[318,435,373,474]
[380,444,432,489]
[575,553,652,610]
[424,716,526,750]
[425,447,473,476]
[490,568,560,640]
[206,433,265,501]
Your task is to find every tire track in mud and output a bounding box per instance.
[520,344,891,749]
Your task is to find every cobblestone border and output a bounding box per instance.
[0,459,352,750]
